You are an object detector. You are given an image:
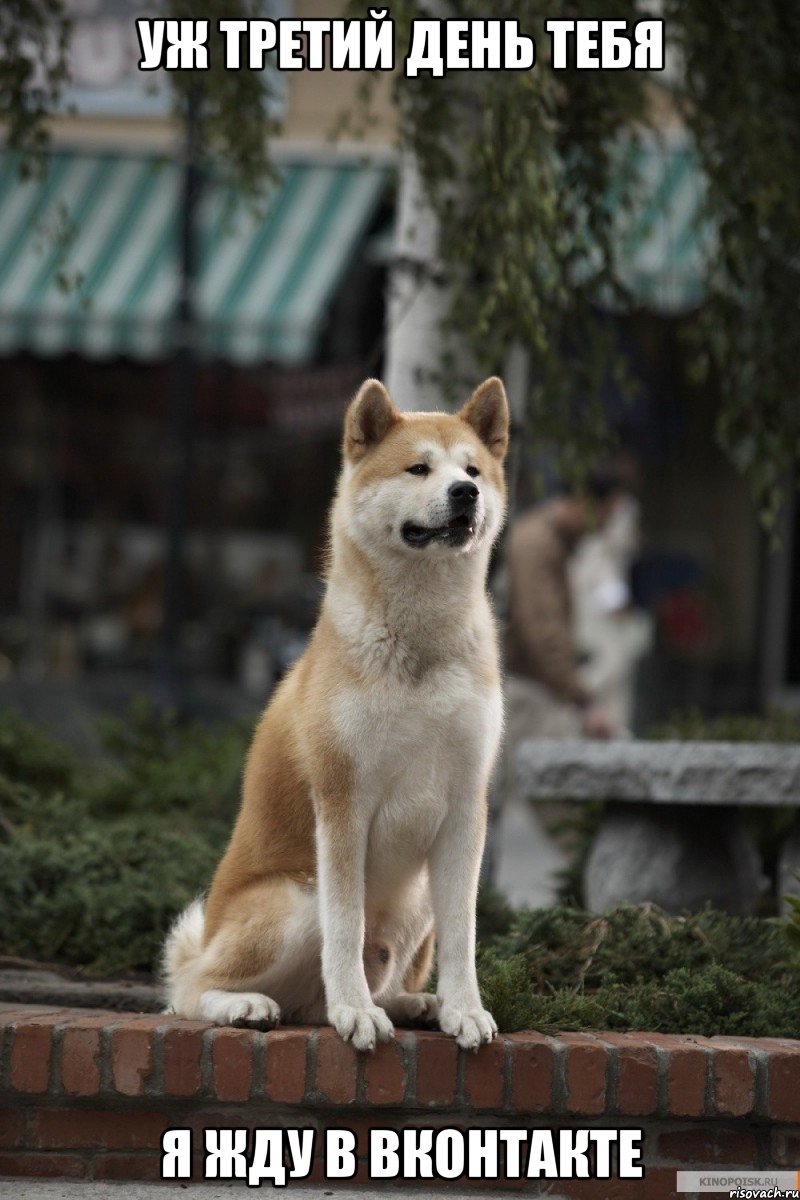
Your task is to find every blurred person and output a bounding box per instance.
[570,490,653,733]
[490,469,628,908]
[504,469,627,743]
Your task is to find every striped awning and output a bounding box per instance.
[611,133,711,313]
[0,151,389,364]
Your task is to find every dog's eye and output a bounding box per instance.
[406,463,430,476]
[466,465,480,478]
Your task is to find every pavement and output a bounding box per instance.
[493,796,566,909]
[0,966,161,1012]
[0,1184,563,1199]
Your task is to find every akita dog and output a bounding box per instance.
[163,376,509,1051]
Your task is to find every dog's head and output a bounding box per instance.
[336,377,509,562]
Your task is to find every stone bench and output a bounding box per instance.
[516,740,800,914]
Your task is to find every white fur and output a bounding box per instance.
[163,395,506,1051]
[315,431,504,1048]
[161,897,204,992]
[199,989,280,1027]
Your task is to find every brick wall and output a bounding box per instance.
[1,1004,799,1196]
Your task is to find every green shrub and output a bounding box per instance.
[478,958,799,1040]
[0,707,74,791]
[475,902,800,1037]
[494,903,795,990]
[0,701,245,975]
[90,697,248,819]
[2,705,800,1038]
[648,706,800,743]
[785,874,800,954]
[0,812,226,974]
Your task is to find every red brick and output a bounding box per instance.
[10,1016,62,1093]
[464,1036,506,1110]
[93,1153,163,1181]
[657,1127,758,1166]
[480,1175,532,1193]
[110,1013,171,1031]
[341,1114,400,1158]
[414,1031,458,1106]
[619,1053,658,1115]
[0,1152,86,1178]
[662,1041,705,1123]
[307,1155,373,1186]
[162,1022,208,1097]
[263,1028,308,1103]
[769,1047,800,1122]
[0,1005,63,1024]
[111,1025,155,1097]
[642,1166,681,1200]
[188,1156,210,1182]
[562,1033,606,1115]
[508,1033,555,1113]
[712,1047,755,1117]
[57,1007,128,1021]
[61,1011,122,1029]
[363,1035,407,1105]
[746,1036,800,1052]
[468,1170,526,1193]
[30,1108,169,1151]
[542,1179,642,1200]
[771,1127,800,1166]
[60,1026,103,1097]
[211,1027,254,1102]
[712,1035,781,1053]
[45,1003,115,1022]
[184,1109,254,1143]
[0,1107,25,1148]
[601,1034,658,1116]
[314,1028,358,1104]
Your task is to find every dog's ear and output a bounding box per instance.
[459,377,509,460]
[344,379,400,462]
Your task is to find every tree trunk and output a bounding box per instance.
[383,151,452,411]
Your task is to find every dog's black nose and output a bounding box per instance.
[448,480,479,508]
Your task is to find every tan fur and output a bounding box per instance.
[403,928,436,993]
[164,377,509,1050]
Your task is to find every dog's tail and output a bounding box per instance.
[161,897,205,1014]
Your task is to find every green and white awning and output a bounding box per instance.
[0,136,709,362]
[0,151,389,363]
[611,133,711,312]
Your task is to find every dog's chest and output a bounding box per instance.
[332,660,501,875]
[335,659,495,776]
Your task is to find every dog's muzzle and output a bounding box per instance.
[401,482,480,548]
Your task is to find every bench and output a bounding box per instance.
[515,739,800,914]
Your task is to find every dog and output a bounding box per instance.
[163,376,509,1051]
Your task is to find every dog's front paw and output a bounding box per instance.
[384,992,440,1025]
[438,1002,497,1050]
[329,1003,394,1051]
